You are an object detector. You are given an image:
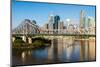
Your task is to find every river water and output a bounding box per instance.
[12,37,96,66]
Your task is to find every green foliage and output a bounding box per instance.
[12,37,51,48]
[13,39,25,43]
[32,40,45,47]
[13,38,25,48]
[32,37,51,44]
[32,37,51,47]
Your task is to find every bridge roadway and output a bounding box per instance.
[12,34,96,37]
[12,34,96,44]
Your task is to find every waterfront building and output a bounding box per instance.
[43,23,49,34]
[66,19,72,34]
[87,17,95,34]
[79,10,86,34]
[53,15,60,34]
[48,14,54,34]
[66,19,71,29]
[67,24,74,34]
[54,15,60,29]
[80,10,86,28]
[58,21,64,34]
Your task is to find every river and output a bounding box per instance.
[12,37,96,66]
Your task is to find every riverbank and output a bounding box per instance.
[12,37,51,49]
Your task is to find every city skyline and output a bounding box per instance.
[12,0,96,29]
[12,1,96,66]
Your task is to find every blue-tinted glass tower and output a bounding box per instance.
[54,15,60,29]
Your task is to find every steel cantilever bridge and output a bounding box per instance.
[12,19,95,38]
[12,19,95,44]
[12,19,40,35]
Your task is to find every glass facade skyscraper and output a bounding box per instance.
[80,10,86,29]
[66,19,71,29]
[54,15,60,29]
[48,14,54,34]
[48,14,54,30]
[87,17,95,34]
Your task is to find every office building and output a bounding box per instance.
[48,14,54,34]
[80,10,86,29]
[58,21,64,34]
[54,15,60,29]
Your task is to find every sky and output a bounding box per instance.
[12,0,96,29]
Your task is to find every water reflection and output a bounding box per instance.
[89,39,96,60]
[12,37,96,65]
[80,40,89,61]
[22,52,26,62]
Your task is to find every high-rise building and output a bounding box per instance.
[87,17,95,34]
[53,15,60,34]
[43,23,49,34]
[48,14,54,23]
[88,17,95,28]
[67,24,74,34]
[79,10,86,34]
[80,10,86,29]
[58,21,64,34]
[58,21,64,29]
[66,19,71,29]
[54,15,60,29]
[44,23,49,30]
[48,14,54,34]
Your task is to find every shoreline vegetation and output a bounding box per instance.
[12,37,51,49]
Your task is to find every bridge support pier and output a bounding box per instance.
[28,37,32,44]
[22,36,27,42]
[12,37,15,42]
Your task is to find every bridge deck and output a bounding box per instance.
[12,34,96,37]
